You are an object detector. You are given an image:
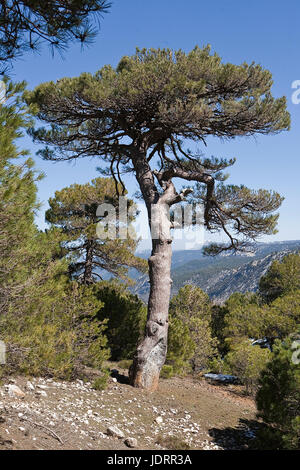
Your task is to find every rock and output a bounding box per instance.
[7,384,25,399]
[124,437,138,448]
[106,426,125,439]
[204,373,238,384]
[155,416,163,424]
[35,390,47,397]
[112,378,117,383]
[26,381,35,391]
[0,436,13,446]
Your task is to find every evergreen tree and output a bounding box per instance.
[95,280,147,361]
[224,290,300,347]
[259,253,300,303]
[167,285,218,373]
[224,339,271,395]
[0,78,43,314]
[46,177,147,284]
[256,336,300,449]
[25,46,290,390]
[0,0,111,72]
[223,292,263,347]
[0,79,109,379]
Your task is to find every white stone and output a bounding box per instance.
[35,390,47,397]
[26,381,35,391]
[7,384,25,399]
[124,437,138,448]
[106,426,125,439]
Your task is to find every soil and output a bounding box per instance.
[0,365,259,451]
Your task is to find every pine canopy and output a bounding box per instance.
[25,46,290,252]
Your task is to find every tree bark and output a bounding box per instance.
[129,203,172,391]
[83,240,94,284]
[129,147,175,391]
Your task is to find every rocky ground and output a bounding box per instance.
[0,366,259,451]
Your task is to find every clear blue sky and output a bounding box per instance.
[10,0,300,248]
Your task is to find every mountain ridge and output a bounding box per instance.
[133,240,300,304]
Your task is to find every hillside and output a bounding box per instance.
[0,366,257,451]
[133,240,300,303]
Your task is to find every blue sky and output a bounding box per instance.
[9,0,300,249]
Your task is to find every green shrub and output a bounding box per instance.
[255,336,300,449]
[160,365,174,379]
[0,282,110,380]
[207,356,225,374]
[224,339,272,395]
[166,286,218,374]
[166,314,194,375]
[259,253,300,303]
[92,373,109,391]
[95,281,147,361]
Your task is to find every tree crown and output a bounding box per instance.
[25,46,290,253]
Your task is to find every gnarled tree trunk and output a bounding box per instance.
[130,202,172,391]
[129,148,184,391]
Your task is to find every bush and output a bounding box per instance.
[255,336,300,449]
[0,282,110,380]
[223,289,300,348]
[160,365,174,379]
[259,253,300,303]
[166,286,218,375]
[92,372,109,391]
[95,281,147,361]
[224,339,272,395]
[166,314,194,375]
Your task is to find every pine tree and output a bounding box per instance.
[167,285,218,373]
[0,78,43,314]
[25,46,290,390]
[45,177,147,284]
[95,280,147,361]
[223,290,300,347]
[259,253,300,303]
[0,79,110,379]
[0,1,111,72]
[256,336,300,449]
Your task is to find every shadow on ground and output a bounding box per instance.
[209,419,262,450]
[110,368,130,385]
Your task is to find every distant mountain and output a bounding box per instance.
[133,240,300,304]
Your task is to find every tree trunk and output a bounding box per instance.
[129,152,173,390]
[83,240,94,284]
[130,220,172,390]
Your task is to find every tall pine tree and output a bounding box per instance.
[26,46,290,390]
[46,177,147,284]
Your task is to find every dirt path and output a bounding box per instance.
[0,368,258,450]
